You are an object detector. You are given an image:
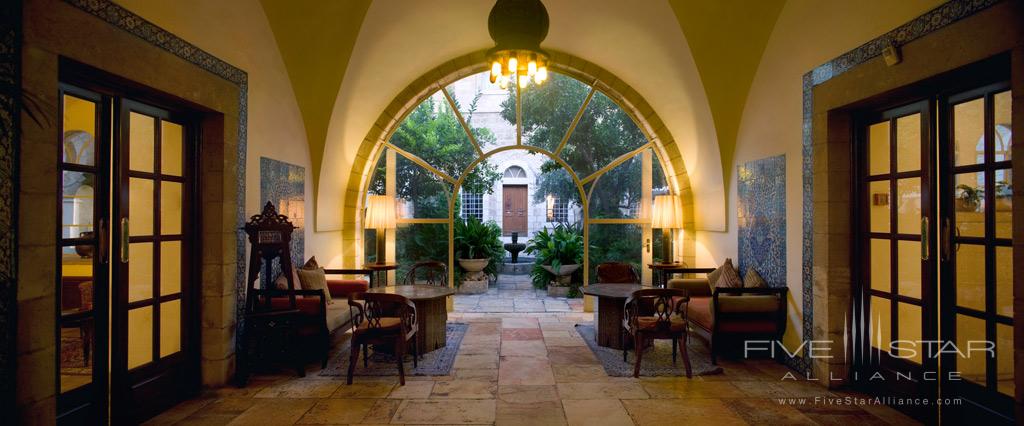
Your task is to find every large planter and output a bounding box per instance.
[542,264,580,277]
[459,279,488,294]
[547,285,570,297]
[458,258,490,273]
[458,258,490,294]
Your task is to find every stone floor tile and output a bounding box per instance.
[226,398,317,426]
[430,378,498,399]
[295,398,377,424]
[622,398,747,425]
[500,340,548,357]
[386,380,434,399]
[498,356,556,385]
[143,397,215,425]
[640,378,744,398]
[497,384,560,404]
[544,336,586,347]
[454,353,500,369]
[546,346,600,365]
[502,317,540,328]
[392,399,497,424]
[557,382,649,399]
[501,328,543,340]
[329,381,396,398]
[496,400,567,426]
[562,399,634,426]
[360,398,404,424]
[723,398,816,424]
[455,368,500,380]
[552,365,613,382]
[253,378,342,399]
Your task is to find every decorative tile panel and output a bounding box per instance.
[737,155,786,287]
[260,157,305,270]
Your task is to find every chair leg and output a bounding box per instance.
[396,337,406,386]
[411,335,419,369]
[679,333,693,378]
[347,342,360,385]
[363,344,370,368]
[633,334,644,378]
[621,329,628,362]
[671,337,677,365]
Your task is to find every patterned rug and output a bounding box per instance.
[320,323,467,377]
[575,324,723,377]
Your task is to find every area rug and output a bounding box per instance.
[575,324,723,377]
[320,323,467,377]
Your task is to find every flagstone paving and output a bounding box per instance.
[453,273,583,313]
[147,308,919,425]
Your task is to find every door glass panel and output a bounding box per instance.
[954,172,985,238]
[589,152,641,219]
[896,303,922,364]
[895,113,921,172]
[560,90,647,179]
[161,241,182,296]
[62,95,97,166]
[448,73,517,152]
[160,300,181,358]
[128,242,153,302]
[996,246,1013,318]
[127,306,153,369]
[869,296,891,352]
[394,154,452,219]
[161,181,183,235]
[956,314,986,385]
[129,112,155,173]
[868,121,890,176]
[162,121,184,176]
[522,72,591,152]
[129,178,154,236]
[896,178,921,234]
[870,239,891,292]
[896,240,921,299]
[995,168,1012,239]
[868,181,890,233]
[956,244,986,311]
[62,171,95,239]
[395,223,448,279]
[997,323,1014,396]
[589,223,642,280]
[993,91,1012,162]
[953,98,985,166]
[59,253,94,393]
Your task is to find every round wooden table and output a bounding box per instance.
[364,262,399,288]
[365,285,454,354]
[582,284,646,349]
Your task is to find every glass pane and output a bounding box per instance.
[160,300,181,358]
[998,323,1014,396]
[956,244,986,311]
[395,154,453,219]
[128,306,153,369]
[62,94,97,166]
[395,223,448,279]
[589,152,641,219]
[896,240,921,299]
[61,171,95,240]
[868,180,890,233]
[129,178,154,236]
[589,224,641,282]
[996,246,1013,318]
[161,241,182,296]
[129,112,156,173]
[367,148,387,196]
[364,228,380,264]
[994,91,1012,162]
[128,242,153,302]
[162,120,184,176]
[536,164,581,224]
[389,90,476,181]
[561,90,647,179]
[995,168,1012,239]
[953,98,985,166]
[522,72,591,152]
[870,239,890,292]
[868,121,890,176]
[59,251,95,392]
[896,178,921,235]
[448,72,518,152]
[895,113,921,172]
[869,296,891,352]
[956,314,986,385]
[161,182,183,235]
[896,303,922,364]
[955,172,985,238]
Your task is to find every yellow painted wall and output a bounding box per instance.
[695,0,946,349]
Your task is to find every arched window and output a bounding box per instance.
[364,69,676,284]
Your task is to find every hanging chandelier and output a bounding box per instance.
[486,0,550,89]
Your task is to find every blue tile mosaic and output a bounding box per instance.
[260,157,305,269]
[737,155,786,288]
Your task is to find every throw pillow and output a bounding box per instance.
[714,258,743,288]
[296,266,332,304]
[274,268,300,290]
[707,264,724,287]
[302,256,320,269]
[744,268,768,288]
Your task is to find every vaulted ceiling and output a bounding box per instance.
[259,0,786,231]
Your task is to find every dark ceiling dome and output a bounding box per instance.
[487,0,549,51]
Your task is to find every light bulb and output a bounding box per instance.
[490,72,497,84]
[491,61,501,76]
[537,66,548,82]
[507,57,517,74]
[528,60,537,75]
[534,71,543,84]
[518,74,528,88]
[498,75,509,89]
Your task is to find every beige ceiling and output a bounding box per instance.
[261,0,787,232]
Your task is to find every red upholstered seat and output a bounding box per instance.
[327,279,368,298]
[269,297,322,316]
[686,297,713,330]
[634,316,687,332]
[354,317,402,333]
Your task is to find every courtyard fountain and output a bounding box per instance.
[500,232,532,274]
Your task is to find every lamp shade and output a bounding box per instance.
[364,194,397,230]
[651,194,682,229]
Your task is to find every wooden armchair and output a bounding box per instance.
[347,292,419,385]
[402,261,447,287]
[596,262,640,284]
[622,288,692,378]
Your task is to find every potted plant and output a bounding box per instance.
[956,184,982,212]
[995,181,1012,211]
[453,216,503,294]
[526,224,583,297]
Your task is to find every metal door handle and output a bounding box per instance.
[645,238,651,253]
[120,217,129,263]
[98,218,109,264]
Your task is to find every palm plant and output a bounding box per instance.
[525,224,584,289]
[453,216,503,275]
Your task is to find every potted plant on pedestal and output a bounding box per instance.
[454,216,503,294]
[526,224,583,297]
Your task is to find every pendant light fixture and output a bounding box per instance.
[486,0,550,89]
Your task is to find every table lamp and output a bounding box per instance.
[365,194,396,264]
[651,194,682,264]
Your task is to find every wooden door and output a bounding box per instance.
[503,185,527,235]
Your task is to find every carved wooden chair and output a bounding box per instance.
[347,292,419,385]
[622,288,692,378]
[596,262,640,284]
[401,260,447,287]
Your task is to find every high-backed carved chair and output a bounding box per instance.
[622,288,692,378]
[402,261,447,287]
[596,262,640,284]
[347,292,419,385]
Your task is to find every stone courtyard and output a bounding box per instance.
[453,274,585,313]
